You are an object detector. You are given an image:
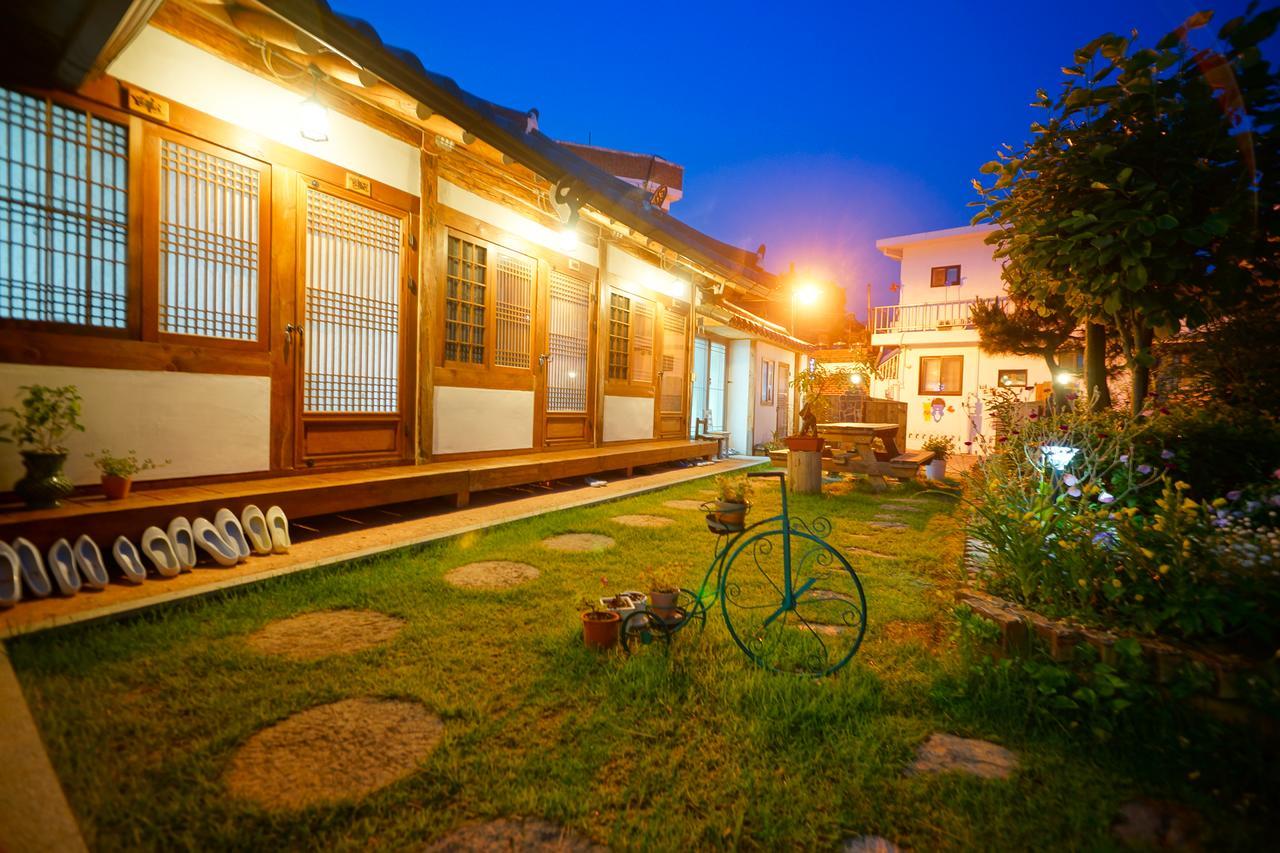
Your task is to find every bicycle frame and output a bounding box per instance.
[690,470,795,612]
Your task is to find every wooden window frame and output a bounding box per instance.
[930,265,961,287]
[918,355,964,396]
[760,359,776,405]
[997,369,1028,388]
[603,282,660,398]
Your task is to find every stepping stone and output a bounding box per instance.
[872,514,907,522]
[911,490,959,501]
[1111,798,1202,851]
[225,698,443,810]
[445,561,540,589]
[425,818,605,851]
[867,521,908,531]
[662,499,705,510]
[908,733,1018,779]
[881,502,923,512]
[610,514,674,529]
[846,547,895,560]
[842,837,901,853]
[246,610,406,661]
[542,533,615,553]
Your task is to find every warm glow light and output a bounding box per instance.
[567,371,578,380]
[794,282,821,305]
[554,227,578,254]
[298,96,330,142]
[850,374,863,386]
[1055,371,1074,386]
[1042,444,1079,471]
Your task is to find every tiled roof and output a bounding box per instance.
[720,301,812,351]
[557,142,684,191]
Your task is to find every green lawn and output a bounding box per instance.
[8,470,1273,850]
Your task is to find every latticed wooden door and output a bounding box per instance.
[539,268,594,447]
[294,179,411,465]
[657,302,689,438]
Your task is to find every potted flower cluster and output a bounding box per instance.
[0,384,84,509]
[704,473,752,533]
[580,598,621,649]
[920,434,956,481]
[88,450,169,500]
[646,569,683,621]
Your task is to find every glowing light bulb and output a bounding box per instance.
[1042,444,1079,471]
[555,228,578,254]
[299,95,330,142]
[1055,371,1074,386]
[794,283,820,305]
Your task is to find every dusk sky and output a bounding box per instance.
[349,0,1276,318]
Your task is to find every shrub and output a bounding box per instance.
[1136,404,1280,500]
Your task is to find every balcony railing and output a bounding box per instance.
[871,297,1006,335]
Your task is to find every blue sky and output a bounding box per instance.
[346,1,1275,317]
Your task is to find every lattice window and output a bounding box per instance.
[493,249,533,368]
[547,270,590,413]
[631,298,654,383]
[707,340,727,432]
[303,189,401,413]
[445,234,486,364]
[661,308,687,413]
[158,139,261,340]
[607,291,630,380]
[0,88,128,327]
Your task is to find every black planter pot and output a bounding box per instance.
[14,450,74,509]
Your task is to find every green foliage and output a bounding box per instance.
[916,433,957,461]
[789,361,855,422]
[87,450,168,479]
[970,297,1079,407]
[973,8,1280,413]
[713,472,751,504]
[1137,403,1280,499]
[0,384,85,453]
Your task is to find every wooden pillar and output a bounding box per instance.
[417,148,439,462]
[787,450,822,494]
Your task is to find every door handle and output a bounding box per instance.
[538,353,552,367]
[285,323,304,345]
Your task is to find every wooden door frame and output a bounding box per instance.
[534,263,599,449]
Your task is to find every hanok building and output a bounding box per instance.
[0,0,806,537]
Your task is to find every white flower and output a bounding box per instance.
[1063,474,1079,487]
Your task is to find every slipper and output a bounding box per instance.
[73,535,110,590]
[167,517,197,572]
[265,505,291,554]
[140,527,181,578]
[46,538,82,596]
[13,538,52,598]
[111,537,148,584]
[215,508,251,561]
[0,542,20,608]
[240,505,272,556]
[192,518,239,568]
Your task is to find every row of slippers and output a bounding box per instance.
[0,505,292,609]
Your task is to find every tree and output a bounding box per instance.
[970,296,1080,407]
[973,7,1280,414]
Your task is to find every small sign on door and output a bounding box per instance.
[345,173,372,196]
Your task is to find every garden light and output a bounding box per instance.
[1042,444,1079,471]
[298,93,330,142]
[1055,371,1074,385]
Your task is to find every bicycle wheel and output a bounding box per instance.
[620,609,673,655]
[720,529,867,676]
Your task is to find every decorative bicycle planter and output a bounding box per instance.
[621,471,868,677]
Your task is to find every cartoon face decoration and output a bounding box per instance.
[931,397,946,423]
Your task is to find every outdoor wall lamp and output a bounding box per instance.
[299,70,330,142]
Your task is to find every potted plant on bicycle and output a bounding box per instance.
[0,384,84,509]
[88,450,169,500]
[580,598,621,650]
[645,569,683,622]
[704,473,752,533]
[919,434,956,481]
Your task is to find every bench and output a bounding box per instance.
[695,418,731,459]
[887,449,933,479]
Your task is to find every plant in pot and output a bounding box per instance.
[704,473,752,533]
[87,450,169,500]
[785,362,857,453]
[0,385,84,509]
[580,598,621,650]
[919,434,956,481]
[645,568,684,622]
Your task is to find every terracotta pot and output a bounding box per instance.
[101,474,133,500]
[648,588,680,620]
[581,610,621,649]
[14,451,74,509]
[785,435,825,453]
[705,501,748,533]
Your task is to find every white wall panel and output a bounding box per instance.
[432,386,534,454]
[603,395,654,442]
[438,180,599,268]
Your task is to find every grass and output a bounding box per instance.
[8,469,1276,850]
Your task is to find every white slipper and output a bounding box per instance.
[215,508,250,561]
[0,542,20,608]
[46,538,82,596]
[167,517,197,572]
[240,505,272,556]
[111,537,148,584]
[73,535,110,590]
[265,505,291,554]
[13,538,52,598]
[192,518,239,568]
[140,527,181,578]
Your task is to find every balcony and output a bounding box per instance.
[870,298,1006,341]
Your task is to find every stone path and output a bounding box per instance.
[246,610,406,661]
[908,733,1018,779]
[541,533,615,553]
[662,499,705,511]
[845,546,896,560]
[1111,798,1202,851]
[881,502,923,512]
[225,698,443,810]
[424,818,605,851]
[610,514,674,528]
[445,561,540,589]
[867,521,908,531]
[842,836,901,853]
[872,514,906,522]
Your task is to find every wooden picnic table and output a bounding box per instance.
[818,422,932,490]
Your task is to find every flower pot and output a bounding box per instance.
[925,458,948,481]
[600,595,639,625]
[785,435,825,453]
[704,500,749,533]
[14,451,74,509]
[101,474,132,501]
[581,610,621,650]
[620,591,647,610]
[648,588,680,621]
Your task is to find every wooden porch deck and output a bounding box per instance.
[0,439,717,550]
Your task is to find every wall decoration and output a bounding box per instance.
[931,397,946,422]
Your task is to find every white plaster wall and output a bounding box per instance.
[603,395,654,443]
[898,231,1004,306]
[725,339,753,455]
[438,180,599,268]
[605,244,691,304]
[0,364,270,487]
[432,386,533,454]
[753,341,796,450]
[108,27,420,196]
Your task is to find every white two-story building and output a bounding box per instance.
[870,225,1070,448]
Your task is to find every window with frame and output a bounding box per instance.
[444,234,487,364]
[919,355,963,395]
[930,265,961,287]
[607,291,630,380]
[997,369,1028,388]
[760,359,775,404]
[0,87,128,328]
[606,287,656,386]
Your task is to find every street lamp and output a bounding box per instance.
[791,281,820,336]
